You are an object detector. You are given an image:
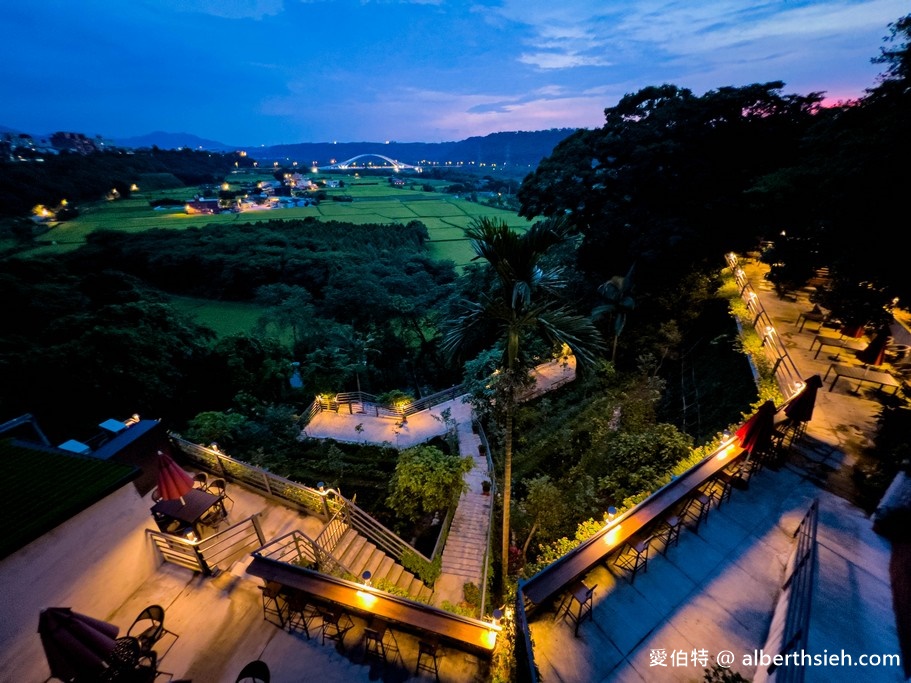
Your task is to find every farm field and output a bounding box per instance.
[28,173,531,268]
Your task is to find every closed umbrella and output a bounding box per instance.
[784,375,823,424]
[156,450,193,504]
[856,329,891,366]
[735,400,776,455]
[39,607,119,681]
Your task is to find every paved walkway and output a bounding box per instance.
[303,357,578,608]
[527,256,907,682]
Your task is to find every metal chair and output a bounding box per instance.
[553,580,596,636]
[705,471,734,508]
[614,536,651,583]
[682,491,712,532]
[320,606,354,648]
[207,478,234,508]
[126,605,178,659]
[363,617,399,664]
[285,590,320,639]
[655,514,684,555]
[192,472,208,489]
[235,659,270,683]
[259,582,289,628]
[415,638,442,681]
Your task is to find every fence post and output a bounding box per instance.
[192,545,213,576]
[251,513,265,545]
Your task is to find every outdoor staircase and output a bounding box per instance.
[321,517,434,602]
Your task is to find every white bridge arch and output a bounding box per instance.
[321,154,421,171]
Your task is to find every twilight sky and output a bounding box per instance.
[1,0,906,145]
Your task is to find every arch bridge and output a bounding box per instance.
[321,153,421,171]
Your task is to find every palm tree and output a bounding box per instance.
[442,217,604,593]
[594,264,635,363]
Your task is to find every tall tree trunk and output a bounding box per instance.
[501,403,513,595]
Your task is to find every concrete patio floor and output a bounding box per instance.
[82,482,490,683]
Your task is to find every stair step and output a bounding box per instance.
[330,528,357,558]
[396,569,418,592]
[373,556,396,584]
[360,549,385,582]
[348,541,378,575]
[383,562,404,587]
[337,534,368,568]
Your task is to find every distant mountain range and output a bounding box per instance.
[3,125,580,168]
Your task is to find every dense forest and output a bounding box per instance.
[1,13,908,587]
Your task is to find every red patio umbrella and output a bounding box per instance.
[156,450,193,503]
[784,375,823,423]
[735,400,776,455]
[38,607,119,681]
[856,329,891,366]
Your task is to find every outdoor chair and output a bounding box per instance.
[682,492,712,532]
[705,471,734,508]
[192,472,208,489]
[415,638,442,681]
[320,606,354,649]
[127,605,178,658]
[235,659,270,683]
[363,617,399,664]
[207,478,234,508]
[553,581,596,635]
[259,582,289,628]
[655,514,684,556]
[614,536,651,583]
[285,589,320,639]
[101,637,157,682]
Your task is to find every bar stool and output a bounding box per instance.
[320,606,354,648]
[553,580,596,635]
[655,514,684,555]
[192,472,208,489]
[258,582,288,628]
[285,590,319,639]
[682,491,712,531]
[363,617,399,664]
[415,638,442,681]
[613,536,651,584]
[706,471,734,508]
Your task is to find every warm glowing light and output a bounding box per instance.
[604,524,621,546]
[715,442,736,460]
[355,590,378,608]
[484,628,498,649]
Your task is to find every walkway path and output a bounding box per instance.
[302,357,578,609]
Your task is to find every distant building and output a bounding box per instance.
[185,198,221,215]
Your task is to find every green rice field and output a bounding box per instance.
[28,173,531,268]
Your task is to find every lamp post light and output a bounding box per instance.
[317,481,330,519]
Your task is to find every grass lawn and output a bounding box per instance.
[167,295,295,341]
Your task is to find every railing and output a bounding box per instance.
[170,436,434,566]
[755,499,819,683]
[254,529,353,578]
[315,507,350,556]
[727,253,805,399]
[301,384,466,424]
[148,530,207,574]
[147,515,265,576]
[477,420,496,617]
[196,515,266,573]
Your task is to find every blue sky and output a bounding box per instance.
[1,0,906,145]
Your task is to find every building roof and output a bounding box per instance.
[0,438,139,559]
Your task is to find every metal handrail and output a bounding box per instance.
[727,254,805,399]
[477,421,496,617]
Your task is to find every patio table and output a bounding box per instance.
[150,488,223,538]
[823,362,901,395]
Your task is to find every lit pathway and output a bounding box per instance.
[302,357,578,609]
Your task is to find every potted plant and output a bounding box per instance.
[478,443,487,456]
[481,480,491,495]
